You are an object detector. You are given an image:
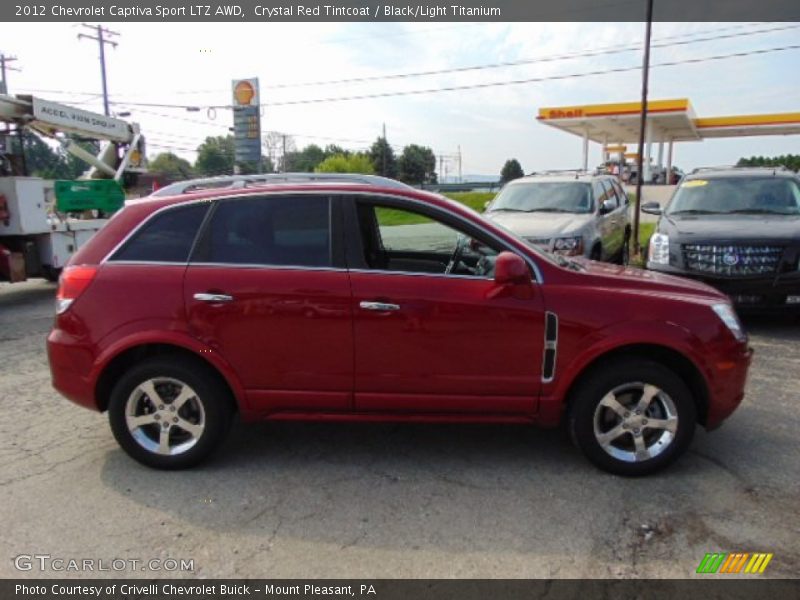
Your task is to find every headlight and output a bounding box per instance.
[712,303,747,343]
[649,232,670,265]
[552,236,583,256]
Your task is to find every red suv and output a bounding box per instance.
[47,183,752,475]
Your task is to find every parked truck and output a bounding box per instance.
[0,93,146,282]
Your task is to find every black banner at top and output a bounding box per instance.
[3,0,800,22]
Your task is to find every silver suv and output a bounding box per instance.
[484,172,631,263]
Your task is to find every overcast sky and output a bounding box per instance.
[3,21,799,177]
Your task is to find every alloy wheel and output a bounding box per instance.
[124,377,206,456]
[592,382,678,463]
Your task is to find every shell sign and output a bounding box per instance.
[232,78,259,107]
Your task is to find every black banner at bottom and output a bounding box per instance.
[4,579,800,600]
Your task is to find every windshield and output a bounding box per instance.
[489,181,593,214]
[667,177,800,216]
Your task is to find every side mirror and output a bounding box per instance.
[641,201,662,215]
[494,252,530,286]
[599,199,616,215]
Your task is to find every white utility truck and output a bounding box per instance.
[0,94,146,282]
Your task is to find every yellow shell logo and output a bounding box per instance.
[234,81,256,106]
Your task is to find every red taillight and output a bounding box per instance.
[56,265,97,314]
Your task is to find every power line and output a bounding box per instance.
[104,24,800,110]
[15,22,794,101]
[255,23,800,91]
[234,44,800,108]
[77,23,119,116]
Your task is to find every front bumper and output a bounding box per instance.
[647,262,800,313]
[705,345,754,430]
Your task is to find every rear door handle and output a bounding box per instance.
[360,301,400,311]
[194,292,234,303]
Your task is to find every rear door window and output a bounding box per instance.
[110,202,209,263]
[193,195,332,267]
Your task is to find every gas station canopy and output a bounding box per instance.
[536,98,800,178]
[537,98,800,143]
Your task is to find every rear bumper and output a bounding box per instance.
[705,345,754,430]
[47,328,99,411]
[647,263,800,313]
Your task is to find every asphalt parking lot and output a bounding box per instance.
[1,279,798,579]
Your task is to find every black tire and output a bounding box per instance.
[108,356,233,469]
[568,359,696,476]
[42,266,62,283]
[617,232,631,265]
[590,244,602,261]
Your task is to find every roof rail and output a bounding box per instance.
[527,169,592,175]
[690,165,791,174]
[150,172,413,197]
[526,169,595,179]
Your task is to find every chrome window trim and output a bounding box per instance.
[104,260,189,266]
[102,189,545,283]
[105,260,494,281]
[188,262,347,273]
[348,268,494,282]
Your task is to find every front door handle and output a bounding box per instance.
[360,301,400,312]
[194,292,234,303]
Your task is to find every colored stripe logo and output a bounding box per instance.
[697,552,773,574]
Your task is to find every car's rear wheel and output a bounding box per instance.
[568,359,696,476]
[108,357,232,469]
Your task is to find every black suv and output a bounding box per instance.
[643,166,800,313]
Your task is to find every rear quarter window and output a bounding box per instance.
[110,203,209,263]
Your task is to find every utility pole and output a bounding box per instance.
[633,0,654,257]
[0,53,20,95]
[78,24,119,116]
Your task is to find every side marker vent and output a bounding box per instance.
[542,312,558,382]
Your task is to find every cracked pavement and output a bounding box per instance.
[1,280,798,578]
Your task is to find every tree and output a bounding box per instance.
[737,154,800,172]
[285,144,326,172]
[22,133,68,179]
[398,144,437,185]
[315,153,375,174]
[149,152,194,181]
[261,156,275,173]
[500,159,524,184]
[194,135,235,176]
[324,144,348,157]
[369,136,397,178]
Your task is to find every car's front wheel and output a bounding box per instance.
[568,359,696,476]
[108,357,233,469]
